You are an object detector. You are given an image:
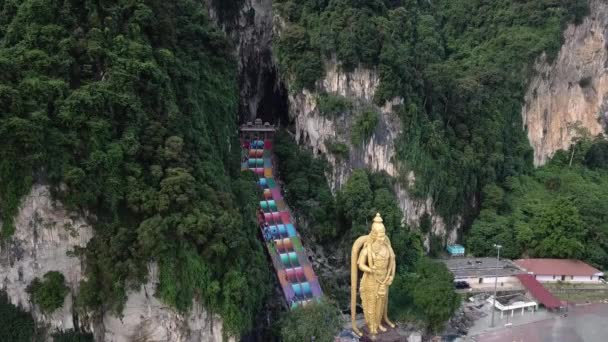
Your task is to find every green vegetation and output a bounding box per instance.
[389,258,460,332]
[0,0,270,334]
[276,130,420,249]
[279,299,342,342]
[274,24,323,90]
[27,271,69,313]
[467,137,608,270]
[351,109,379,145]
[274,131,339,241]
[337,169,406,242]
[317,92,351,117]
[274,0,589,222]
[52,330,94,342]
[325,139,349,159]
[0,291,36,342]
[409,258,460,331]
[275,131,461,330]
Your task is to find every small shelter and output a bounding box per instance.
[447,244,465,257]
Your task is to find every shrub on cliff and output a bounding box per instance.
[27,271,69,313]
[317,93,352,117]
[351,109,379,145]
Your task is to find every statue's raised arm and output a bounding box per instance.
[350,213,396,338]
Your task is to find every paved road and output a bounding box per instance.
[471,304,608,342]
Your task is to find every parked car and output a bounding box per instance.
[454,281,470,289]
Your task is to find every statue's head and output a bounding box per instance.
[370,213,386,240]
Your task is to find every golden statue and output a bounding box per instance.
[351,213,396,338]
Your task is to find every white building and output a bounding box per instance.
[441,257,523,285]
[514,259,604,283]
[486,294,538,319]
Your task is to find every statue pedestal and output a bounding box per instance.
[359,326,410,342]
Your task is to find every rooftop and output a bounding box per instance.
[239,119,276,132]
[440,257,523,278]
[514,258,603,277]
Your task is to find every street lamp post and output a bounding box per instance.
[490,244,502,328]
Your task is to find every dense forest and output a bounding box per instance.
[273,0,608,331]
[274,0,588,221]
[467,136,608,270]
[274,131,459,332]
[273,0,608,271]
[1,0,607,339]
[0,0,270,335]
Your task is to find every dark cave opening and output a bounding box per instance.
[255,65,289,126]
[237,45,290,127]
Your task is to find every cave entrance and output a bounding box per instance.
[255,65,289,127]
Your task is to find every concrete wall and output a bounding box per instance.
[535,275,601,283]
[482,276,517,284]
[456,276,517,284]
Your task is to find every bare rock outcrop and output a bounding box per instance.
[0,184,93,332]
[99,264,230,342]
[288,58,456,243]
[523,0,608,166]
[0,185,229,341]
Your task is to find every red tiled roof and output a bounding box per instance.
[514,259,602,277]
[515,274,562,309]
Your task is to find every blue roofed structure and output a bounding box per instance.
[447,244,465,257]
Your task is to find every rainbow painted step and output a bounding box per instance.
[241,136,323,309]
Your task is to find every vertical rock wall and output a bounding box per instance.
[0,184,93,333]
[0,185,230,341]
[206,1,457,239]
[98,264,230,342]
[206,0,288,124]
[523,0,608,166]
[288,59,456,243]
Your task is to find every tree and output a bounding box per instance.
[410,258,460,332]
[0,291,35,342]
[279,299,342,342]
[530,199,585,259]
[338,169,373,236]
[585,138,608,169]
[27,271,69,313]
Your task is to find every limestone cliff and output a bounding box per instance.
[98,264,229,342]
[523,0,608,166]
[205,0,456,240]
[0,185,93,333]
[205,0,287,124]
[0,185,229,342]
[288,59,456,244]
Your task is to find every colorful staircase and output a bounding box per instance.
[241,136,323,309]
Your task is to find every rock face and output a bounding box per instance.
[0,185,229,342]
[98,264,230,342]
[288,59,456,243]
[523,0,608,166]
[206,0,288,124]
[0,184,93,333]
